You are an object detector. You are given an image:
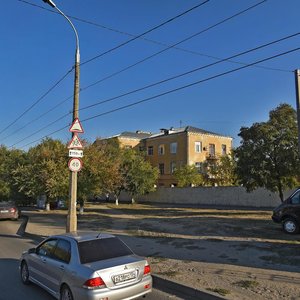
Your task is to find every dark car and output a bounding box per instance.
[0,201,20,220]
[272,188,300,234]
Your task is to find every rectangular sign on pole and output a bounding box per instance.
[69,149,83,158]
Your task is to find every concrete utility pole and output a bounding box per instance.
[294,70,300,155]
[42,0,80,232]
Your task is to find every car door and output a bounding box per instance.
[44,238,71,295]
[28,239,58,288]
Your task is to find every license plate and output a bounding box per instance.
[112,271,137,284]
[0,210,9,213]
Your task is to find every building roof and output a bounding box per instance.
[105,126,232,141]
[112,131,152,140]
[147,126,232,139]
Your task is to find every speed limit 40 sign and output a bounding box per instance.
[68,157,83,172]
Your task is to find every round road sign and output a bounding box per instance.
[68,157,83,172]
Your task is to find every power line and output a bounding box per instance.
[79,32,298,112]
[16,47,300,149]
[19,0,287,73]
[80,0,211,66]
[9,31,298,146]
[6,0,271,141]
[0,67,73,138]
[8,0,209,142]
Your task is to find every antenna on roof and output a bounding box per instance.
[96,233,101,238]
[179,120,182,128]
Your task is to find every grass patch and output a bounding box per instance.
[207,288,231,296]
[234,280,259,289]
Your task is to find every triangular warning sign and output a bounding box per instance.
[69,118,84,133]
[68,134,84,149]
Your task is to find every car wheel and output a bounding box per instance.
[282,218,299,234]
[20,261,30,285]
[60,285,74,300]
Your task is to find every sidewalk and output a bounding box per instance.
[21,208,224,300]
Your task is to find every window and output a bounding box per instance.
[37,239,57,257]
[78,237,133,264]
[209,144,215,156]
[170,161,176,174]
[195,162,202,173]
[170,142,177,154]
[158,145,165,155]
[195,141,202,153]
[147,146,153,155]
[291,191,300,204]
[159,163,165,175]
[53,239,71,263]
[222,144,227,155]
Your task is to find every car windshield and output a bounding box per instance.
[78,237,133,264]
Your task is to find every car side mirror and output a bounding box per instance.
[28,248,36,254]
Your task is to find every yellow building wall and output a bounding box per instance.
[145,131,232,186]
[187,132,232,165]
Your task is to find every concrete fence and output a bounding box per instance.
[119,186,295,208]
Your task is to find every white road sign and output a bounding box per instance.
[68,134,83,149]
[68,158,83,172]
[69,149,83,158]
[69,118,84,133]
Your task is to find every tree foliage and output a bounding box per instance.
[173,165,204,187]
[78,140,122,203]
[0,146,27,201]
[235,103,300,201]
[120,149,159,203]
[203,154,237,186]
[13,138,69,202]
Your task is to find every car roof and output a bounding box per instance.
[50,231,116,242]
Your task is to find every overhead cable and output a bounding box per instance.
[9,32,298,146]
[0,67,73,137]
[15,46,300,149]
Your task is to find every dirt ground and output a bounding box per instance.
[25,203,300,299]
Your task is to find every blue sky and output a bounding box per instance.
[1,0,300,150]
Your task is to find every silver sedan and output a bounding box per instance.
[20,232,152,300]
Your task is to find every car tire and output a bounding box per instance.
[60,284,74,300]
[20,261,30,285]
[282,218,299,234]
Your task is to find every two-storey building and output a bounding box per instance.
[102,126,232,187]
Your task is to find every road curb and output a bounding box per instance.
[17,215,28,236]
[152,275,226,300]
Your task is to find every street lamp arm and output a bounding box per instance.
[42,0,80,63]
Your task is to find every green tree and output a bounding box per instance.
[78,140,122,206]
[173,165,204,187]
[13,138,69,207]
[121,149,159,203]
[0,146,27,202]
[235,103,300,201]
[206,154,237,186]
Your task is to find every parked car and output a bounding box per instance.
[0,201,20,220]
[20,232,152,300]
[272,188,300,234]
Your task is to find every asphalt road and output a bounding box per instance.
[0,218,181,300]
